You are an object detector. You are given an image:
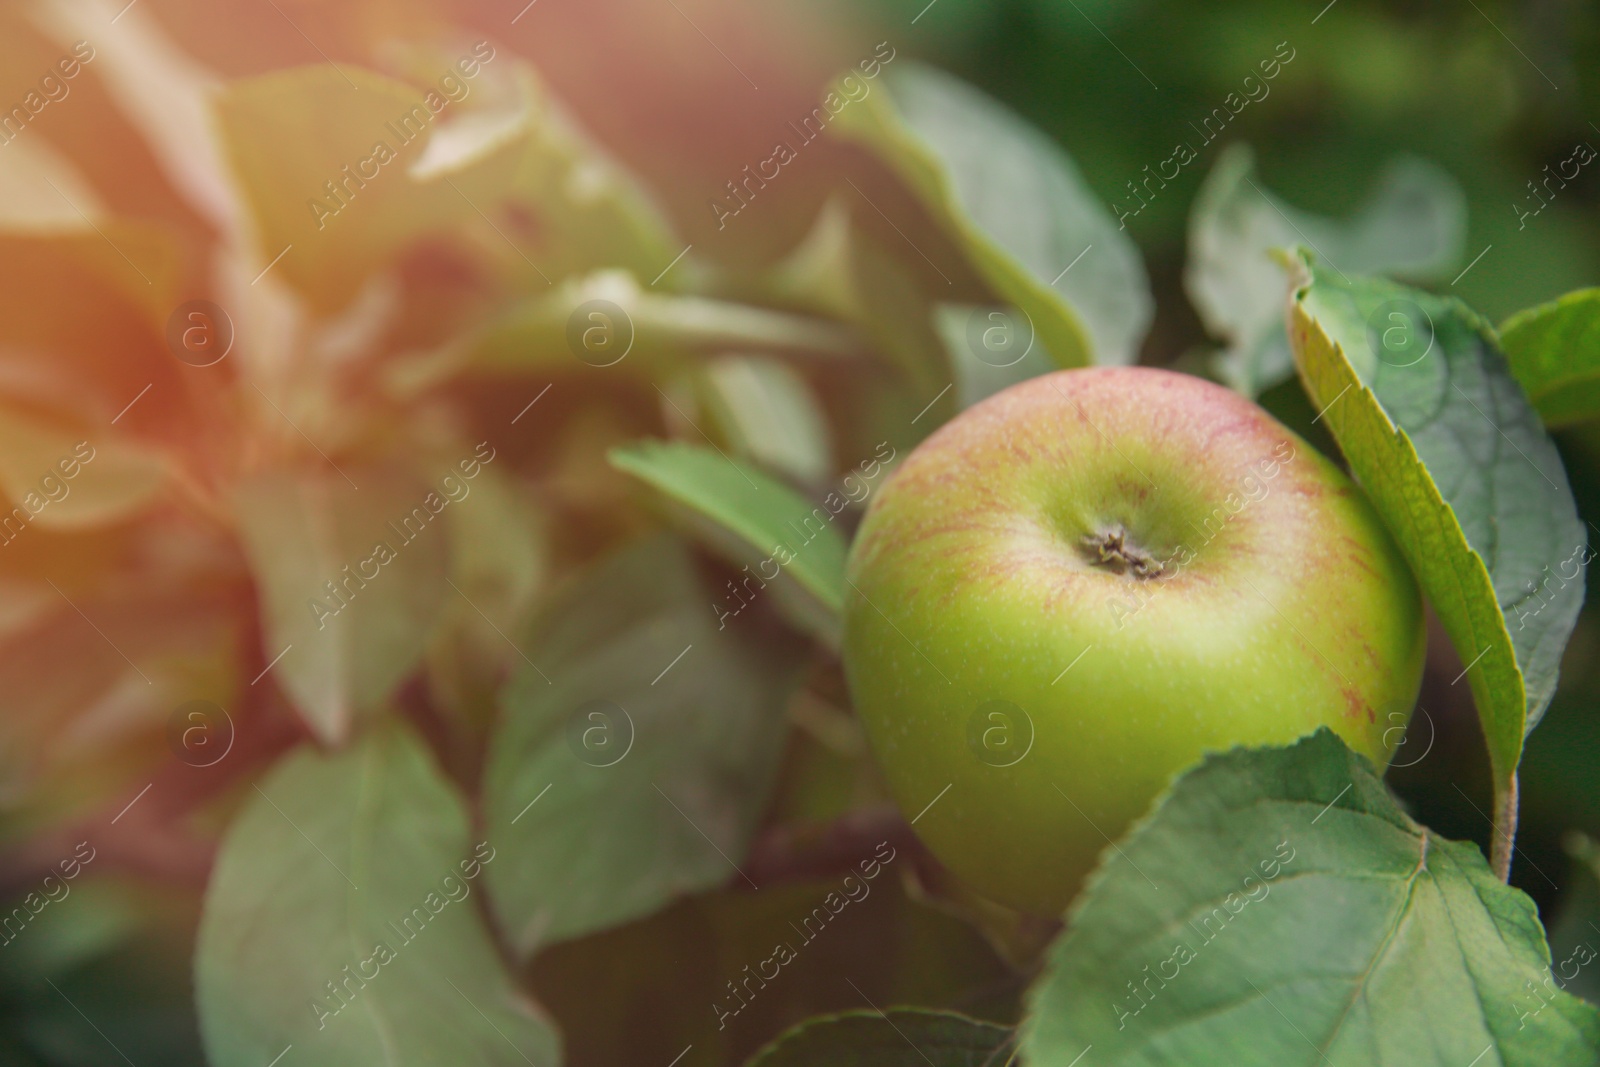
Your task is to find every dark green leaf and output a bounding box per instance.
[744,1009,1013,1067]
[609,440,848,645]
[195,725,559,1067]
[833,62,1152,366]
[233,467,449,743]
[1287,254,1585,779]
[1024,730,1600,1066]
[1499,288,1600,428]
[482,535,807,954]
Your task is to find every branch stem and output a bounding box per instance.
[1490,771,1519,882]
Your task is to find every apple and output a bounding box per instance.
[842,366,1425,915]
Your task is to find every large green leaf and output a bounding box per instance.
[1191,145,1465,396]
[745,1009,1014,1067]
[195,725,560,1067]
[482,535,806,955]
[1287,254,1584,782]
[833,62,1152,367]
[609,440,849,646]
[1500,288,1600,428]
[1024,730,1600,1066]
[233,467,449,743]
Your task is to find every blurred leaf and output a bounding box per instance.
[215,64,526,312]
[1024,730,1600,1066]
[482,535,806,954]
[34,0,238,234]
[0,409,167,529]
[935,303,1058,408]
[1546,833,1600,1009]
[765,198,950,395]
[233,467,448,743]
[440,459,543,633]
[695,356,833,487]
[1191,145,1465,396]
[196,725,560,1067]
[608,440,847,644]
[1500,289,1600,428]
[0,136,107,231]
[407,270,860,392]
[1288,254,1584,783]
[496,61,682,285]
[834,62,1152,366]
[744,1009,1013,1066]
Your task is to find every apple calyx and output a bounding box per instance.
[1081,523,1167,579]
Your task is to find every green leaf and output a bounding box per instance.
[1024,730,1600,1066]
[693,356,833,487]
[744,1009,1014,1067]
[196,725,559,1067]
[1500,288,1600,428]
[420,270,859,389]
[482,535,806,954]
[935,303,1060,408]
[833,62,1152,366]
[233,467,449,743]
[1287,254,1585,780]
[1191,144,1465,396]
[764,198,951,395]
[609,440,849,645]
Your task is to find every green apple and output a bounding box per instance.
[842,366,1425,915]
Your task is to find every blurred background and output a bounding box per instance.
[0,0,1597,1063]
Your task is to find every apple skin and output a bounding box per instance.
[842,367,1425,915]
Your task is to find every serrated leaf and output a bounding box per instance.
[196,725,559,1067]
[1287,254,1585,779]
[608,439,848,644]
[833,62,1152,366]
[482,535,806,954]
[1499,288,1600,428]
[1191,145,1465,396]
[935,303,1059,409]
[744,1009,1013,1067]
[1024,730,1600,1066]
[233,467,448,743]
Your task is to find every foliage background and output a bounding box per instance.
[1,0,1598,1063]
